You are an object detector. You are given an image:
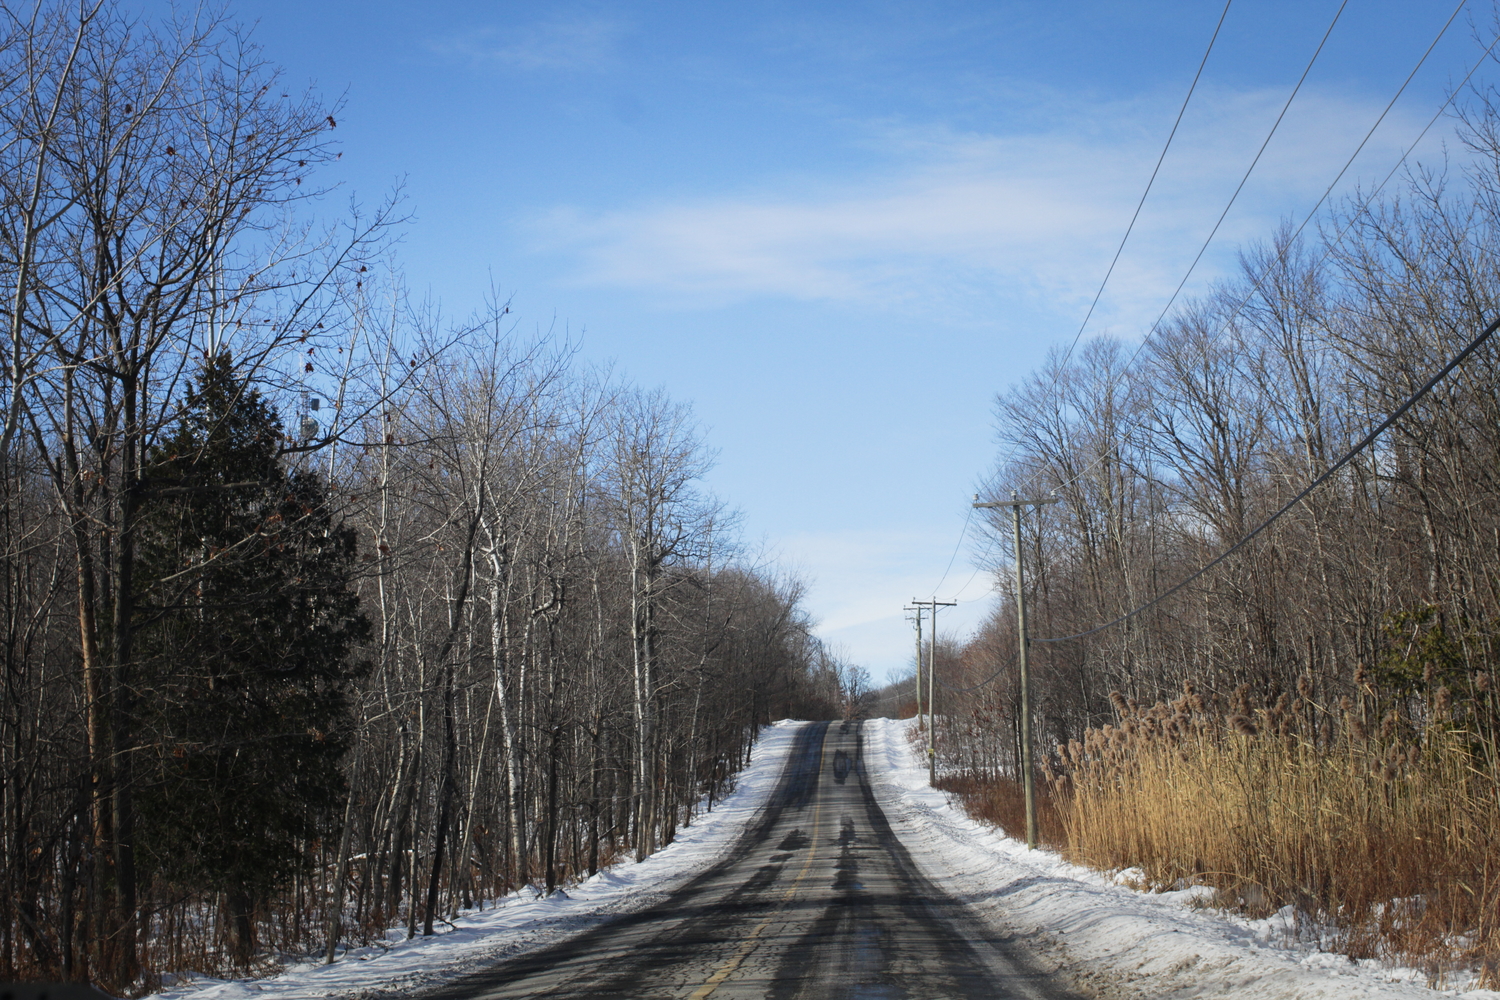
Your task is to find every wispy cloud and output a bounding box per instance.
[777,528,943,632]
[427,15,626,72]
[771,526,997,681]
[524,87,1445,327]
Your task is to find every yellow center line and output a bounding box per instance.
[687,735,827,1000]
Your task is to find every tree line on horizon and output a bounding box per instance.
[921,73,1500,981]
[0,4,853,990]
[942,93,1500,785]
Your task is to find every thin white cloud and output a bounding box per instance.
[778,527,974,630]
[774,525,997,680]
[428,15,626,72]
[525,87,1447,327]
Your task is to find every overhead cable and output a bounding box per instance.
[950,3,1233,597]
[936,654,1016,693]
[1023,0,1481,501]
[1000,0,1351,502]
[1127,0,1350,351]
[931,503,974,594]
[966,3,1479,619]
[1057,0,1234,365]
[1033,310,1500,644]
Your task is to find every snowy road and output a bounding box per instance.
[420,719,1077,999]
[171,718,1500,1000]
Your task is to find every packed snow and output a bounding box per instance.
[156,717,1500,1000]
[864,716,1500,1000]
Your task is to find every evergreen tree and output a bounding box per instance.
[132,355,370,965]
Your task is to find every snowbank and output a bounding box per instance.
[157,720,809,1000]
[864,716,1500,1000]
[158,717,1499,1000]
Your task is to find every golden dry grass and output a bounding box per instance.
[942,671,1500,987]
[931,773,1069,847]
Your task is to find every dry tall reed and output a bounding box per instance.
[936,665,1500,985]
[932,774,1069,847]
[1052,675,1500,986]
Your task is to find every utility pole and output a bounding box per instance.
[911,597,955,786]
[904,604,926,734]
[973,491,1058,849]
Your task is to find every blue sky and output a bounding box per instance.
[176,0,1492,680]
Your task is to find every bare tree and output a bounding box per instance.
[601,389,717,860]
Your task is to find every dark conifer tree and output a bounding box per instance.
[132,355,370,966]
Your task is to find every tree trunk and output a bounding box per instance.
[423,667,457,936]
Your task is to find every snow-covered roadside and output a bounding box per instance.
[157,720,809,1000]
[865,716,1500,1000]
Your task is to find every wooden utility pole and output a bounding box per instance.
[974,492,1058,849]
[904,604,926,731]
[911,598,955,785]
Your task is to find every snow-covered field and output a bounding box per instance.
[158,717,1500,1000]
[864,716,1500,1000]
[158,720,808,1000]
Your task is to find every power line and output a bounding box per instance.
[936,654,1015,694]
[1033,310,1500,644]
[1127,0,1351,352]
[956,2,1479,616]
[989,0,1348,507]
[972,16,1493,642]
[983,2,1234,497]
[1004,0,1355,500]
[930,503,973,594]
[1058,0,1234,367]
[949,555,995,602]
[1019,0,1482,502]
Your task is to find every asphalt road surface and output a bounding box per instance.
[427,720,1082,999]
